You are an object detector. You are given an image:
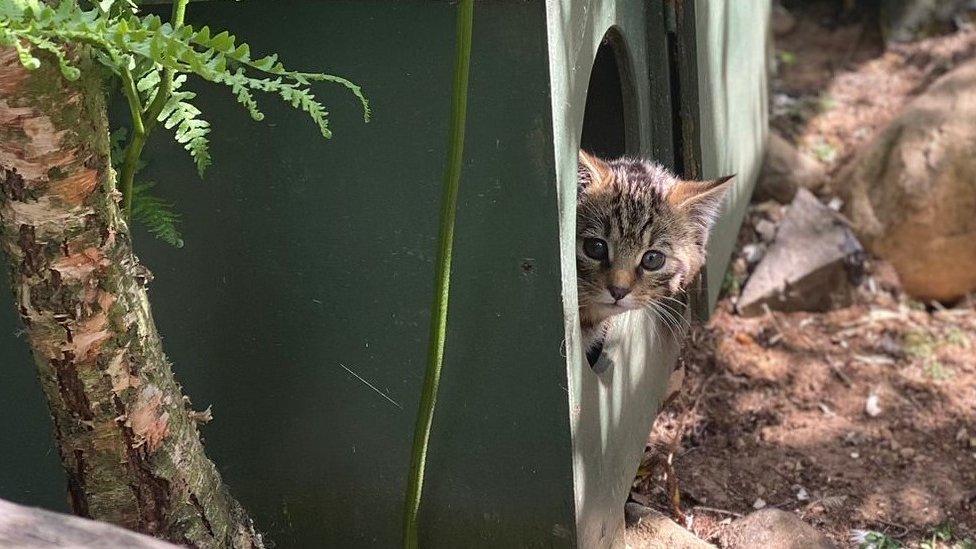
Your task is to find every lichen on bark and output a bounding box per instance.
[0,46,263,548]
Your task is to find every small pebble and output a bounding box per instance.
[755,219,777,242]
[955,427,968,442]
[753,498,767,509]
[742,243,765,264]
[865,394,882,417]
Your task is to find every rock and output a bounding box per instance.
[865,393,883,417]
[957,427,969,443]
[722,509,836,549]
[624,503,715,549]
[738,189,865,316]
[742,243,766,265]
[772,2,797,36]
[755,219,778,243]
[839,59,976,303]
[795,486,810,501]
[755,133,828,203]
[880,0,976,43]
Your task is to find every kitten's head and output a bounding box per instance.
[576,150,732,323]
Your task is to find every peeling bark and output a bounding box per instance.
[0,47,263,548]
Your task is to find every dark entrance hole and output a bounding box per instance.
[579,30,638,372]
[580,30,636,159]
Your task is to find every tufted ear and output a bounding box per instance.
[666,175,735,243]
[577,150,613,194]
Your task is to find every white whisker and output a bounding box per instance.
[649,300,678,328]
[657,297,691,330]
[645,304,680,342]
[652,299,690,341]
[642,308,671,342]
[660,294,689,309]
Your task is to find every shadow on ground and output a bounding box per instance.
[634,291,976,547]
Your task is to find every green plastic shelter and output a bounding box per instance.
[0,1,769,546]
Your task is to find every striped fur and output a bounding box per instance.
[576,151,732,352]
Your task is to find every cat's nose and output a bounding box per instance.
[607,285,631,301]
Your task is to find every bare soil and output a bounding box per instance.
[630,3,976,548]
[772,1,976,177]
[633,287,976,547]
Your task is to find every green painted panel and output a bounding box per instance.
[0,273,68,512]
[545,1,681,547]
[0,2,769,547]
[690,0,771,311]
[1,2,574,547]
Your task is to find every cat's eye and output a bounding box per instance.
[582,238,608,261]
[641,250,665,271]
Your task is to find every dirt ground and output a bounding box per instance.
[630,3,976,548]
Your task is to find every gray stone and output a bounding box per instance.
[755,219,778,243]
[738,189,864,317]
[742,243,766,265]
[839,59,976,302]
[755,132,827,204]
[722,508,836,549]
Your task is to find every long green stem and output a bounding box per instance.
[402,1,474,547]
[118,66,145,219]
[143,0,189,131]
[120,0,190,219]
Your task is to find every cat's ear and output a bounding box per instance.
[578,150,612,193]
[666,175,735,242]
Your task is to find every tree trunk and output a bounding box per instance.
[0,47,263,548]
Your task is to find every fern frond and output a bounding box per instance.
[10,32,41,69]
[215,71,331,137]
[20,32,80,79]
[136,66,160,95]
[109,126,127,168]
[308,74,370,122]
[152,73,211,176]
[2,0,369,240]
[0,0,369,141]
[130,181,183,247]
[216,68,265,122]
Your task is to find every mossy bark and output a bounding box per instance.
[0,47,263,548]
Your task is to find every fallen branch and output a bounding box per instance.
[0,498,176,548]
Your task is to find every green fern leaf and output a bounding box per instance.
[131,181,184,247]
[1,0,370,193]
[150,73,212,176]
[109,126,128,168]
[20,32,80,79]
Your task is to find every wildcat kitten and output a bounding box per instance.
[576,150,732,354]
